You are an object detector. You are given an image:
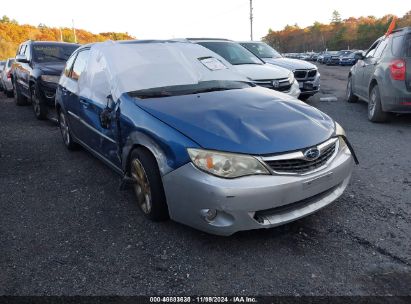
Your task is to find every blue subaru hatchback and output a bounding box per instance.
[56,40,355,236]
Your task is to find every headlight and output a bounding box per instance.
[288,72,295,84]
[41,75,60,84]
[335,122,348,150]
[187,148,270,178]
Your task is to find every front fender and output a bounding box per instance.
[119,94,201,176]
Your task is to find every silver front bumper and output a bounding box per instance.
[163,146,354,236]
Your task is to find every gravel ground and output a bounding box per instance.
[0,64,410,296]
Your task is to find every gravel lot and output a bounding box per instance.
[0,64,410,296]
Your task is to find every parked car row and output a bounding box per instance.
[1,37,357,236]
[285,50,364,66]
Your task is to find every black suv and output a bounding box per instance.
[346,27,411,122]
[12,41,79,119]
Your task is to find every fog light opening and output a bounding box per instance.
[204,209,218,222]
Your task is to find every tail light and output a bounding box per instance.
[389,59,406,81]
[7,71,11,79]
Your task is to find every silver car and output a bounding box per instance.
[1,58,15,97]
[240,41,321,100]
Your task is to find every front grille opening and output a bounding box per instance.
[253,184,339,223]
[265,143,336,174]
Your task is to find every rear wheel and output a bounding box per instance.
[346,76,358,103]
[31,85,48,120]
[129,149,169,221]
[58,110,77,150]
[13,81,28,106]
[368,84,388,123]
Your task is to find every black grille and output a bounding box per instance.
[255,79,292,92]
[294,70,307,79]
[265,143,336,174]
[253,184,339,223]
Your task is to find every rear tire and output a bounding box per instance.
[31,84,48,120]
[129,148,169,221]
[6,90,14,98]
[346,76,358,103]
[58,110,78,150]
[368,84,388,123]
[13,81,28,106]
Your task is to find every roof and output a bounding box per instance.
[186,38,232,42]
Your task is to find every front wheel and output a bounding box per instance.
[368,85,388,123]
[346,77,358,103]
[129,149,169,221]
[31,85,48,120]
[13,81,28,106]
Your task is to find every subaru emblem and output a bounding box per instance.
[272,80,280,88]
[304,148,320,161]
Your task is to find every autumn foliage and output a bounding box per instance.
[263,10,411,52]
[0,16,134,60]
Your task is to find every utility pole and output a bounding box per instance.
[72,19,77,43]
[249,0,253,41]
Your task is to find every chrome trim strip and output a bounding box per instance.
[67,110,116,144]
[260,138,340,176]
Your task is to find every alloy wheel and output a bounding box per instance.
[131,159,152,214]
[32,88,41,116]
[59,112,70,146]
[369,89,376,117]
[346,79,352,100]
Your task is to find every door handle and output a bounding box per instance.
[79,99,89,108]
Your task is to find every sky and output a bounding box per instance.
[3,0,410,41]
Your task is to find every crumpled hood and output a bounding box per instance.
[132,87,335,155]
[35,62,65,75]
[263,57,316,71]
[234,64,291,80]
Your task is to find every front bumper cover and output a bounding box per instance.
[163,145,354,236]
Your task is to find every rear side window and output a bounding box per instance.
[71,50,90,81]
[64,53,77,77]
[374,39,388,58]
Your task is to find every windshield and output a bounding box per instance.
[128,80,254,99]
[240,42,282,59]
[33,44,79,63]
[197,42,263,65]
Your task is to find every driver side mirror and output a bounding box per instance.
[354,51,365,60]
[16,54,29,63]
[100,95,116,129]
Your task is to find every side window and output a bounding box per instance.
[374,39,388,58]
[64,53,77,77]
[19,45,26,55]
[24,44,31,60]
[365,40,380,58]
[71,50,90,81]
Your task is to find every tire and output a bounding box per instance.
[31,84,48,120]
[299,94,311,101]
[346,76,358,103]
[13,81,28,106]
[129,148,169,221]
[58,110,78,150]
[368,84,388,123]
[6,89,14,98]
